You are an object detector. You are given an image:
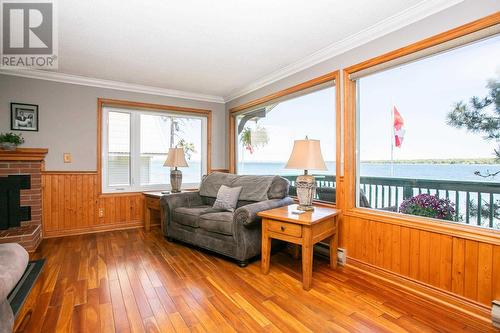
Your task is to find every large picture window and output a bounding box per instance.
[354,33,500,230]
[102,106,208,193]
[232,81,337,203]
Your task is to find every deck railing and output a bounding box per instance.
[282,175,500,230]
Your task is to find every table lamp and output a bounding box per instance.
[285,137,327,211]
[164,147,188,193]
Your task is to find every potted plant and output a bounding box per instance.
[0,132,25,151]
[399,193,455,221]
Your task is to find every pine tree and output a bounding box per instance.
[447,79,500,177]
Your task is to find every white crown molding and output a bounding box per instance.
[0,67,225,104]
[224,0,465,102]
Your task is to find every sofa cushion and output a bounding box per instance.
[199,212,234,235]
[213,185,242,212]
[267,176,290,199]
[200,172,288,201]
[173,205,214,228]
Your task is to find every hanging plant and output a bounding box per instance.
[240,127,254,154]
[240,126,269,154]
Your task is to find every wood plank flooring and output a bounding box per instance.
[14,228,497,333]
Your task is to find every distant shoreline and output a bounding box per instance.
[359,158,498,164]
[239,159,499,165]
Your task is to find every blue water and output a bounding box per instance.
[237,161,500,183]
[147,159,500,184]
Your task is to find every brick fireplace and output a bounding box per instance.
[0,148,48,251]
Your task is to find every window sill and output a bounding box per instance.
[344,207,500,245]
[100,184,200,196]
[290,196,336,208]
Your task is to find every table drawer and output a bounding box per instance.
[145,197,160,210]
[267,220,302,238]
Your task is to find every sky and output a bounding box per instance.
[236,86,336,163]
[359,34,500,161]
[108,110,203,162]
[237,34,500,163]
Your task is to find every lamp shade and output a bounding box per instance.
[163,148,188,168]
[285,139,327,171]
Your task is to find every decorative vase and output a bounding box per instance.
[0,142,17,151]
[295,174,316,211]
[170,168,182,193]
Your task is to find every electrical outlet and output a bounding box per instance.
[98,208,104,218]
[337,248,346,265]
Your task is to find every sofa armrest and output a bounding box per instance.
[160,191,203,212]
[234,197,294,228]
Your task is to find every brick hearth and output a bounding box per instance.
[0,148,48,251]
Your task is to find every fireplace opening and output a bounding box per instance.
[0,175,31,230]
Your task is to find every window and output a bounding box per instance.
[354,33,500,230]
[233,82,337,203]
[102,106,208,193]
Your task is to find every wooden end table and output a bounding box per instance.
[258,204,340,290]
[143,192,165,232]
[143,190,198,232]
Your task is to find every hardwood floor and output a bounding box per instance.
[15,228,496,333]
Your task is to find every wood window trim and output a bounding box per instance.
[97,98,212,195]
[343,13,500,241]
[228,71,341,206]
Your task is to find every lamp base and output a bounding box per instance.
[170,169,182,193]
[297,204,315,211]
[295,174,316,211]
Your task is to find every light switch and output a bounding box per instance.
[63,153,72,163]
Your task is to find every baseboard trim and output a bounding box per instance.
[43,221,144,238]
[346,257,493,327]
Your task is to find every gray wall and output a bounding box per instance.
[226,0,499,110]
[0,75,226,171]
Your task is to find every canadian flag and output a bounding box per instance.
[393,106,405,148]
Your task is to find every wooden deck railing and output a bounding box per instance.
[282,175,500,230]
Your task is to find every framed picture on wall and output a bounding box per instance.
[11,103,39,131]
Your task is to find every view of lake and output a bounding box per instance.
[149,160,500,185]
[236,161,500,183]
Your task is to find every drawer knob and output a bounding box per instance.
[280,226,285,231]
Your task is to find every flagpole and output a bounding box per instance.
[390,102,394,177]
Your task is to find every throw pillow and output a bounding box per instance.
[213,185,242,212]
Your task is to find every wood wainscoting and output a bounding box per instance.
[339,215,500,322]
[339,14,500,324]
[41,172,144,238]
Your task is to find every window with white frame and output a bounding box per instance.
[102,107,208,193]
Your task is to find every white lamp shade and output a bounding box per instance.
[285,139,327,171]
[163,148,188,167]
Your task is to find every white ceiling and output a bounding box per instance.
[3,0,465,102]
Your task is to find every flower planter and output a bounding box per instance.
[0,142,17,151]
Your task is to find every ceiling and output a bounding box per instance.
[4,0,464,102]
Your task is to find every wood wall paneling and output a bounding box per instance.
[42,173,144,238]
[343,215,500,312]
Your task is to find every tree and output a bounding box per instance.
[177,138,196,160]
[167,117,196,160]
[447,79,499,177]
